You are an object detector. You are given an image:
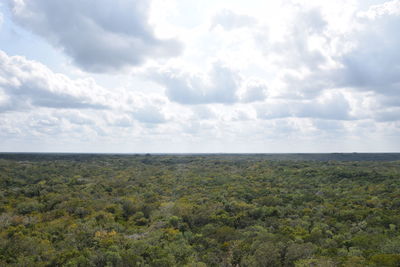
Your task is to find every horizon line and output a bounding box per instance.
[1,152,400,154]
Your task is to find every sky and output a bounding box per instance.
[0,0,399,153]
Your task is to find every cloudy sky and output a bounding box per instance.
[0,0,399,153]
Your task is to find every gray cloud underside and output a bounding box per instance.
[149,62,269,105]
[240,82,268,103]
[151,63,241,105]
[132,105,166,124]
[337,16,400,93]
[277,7,400,99]
[8,0,182,72]
[256,92,352,121]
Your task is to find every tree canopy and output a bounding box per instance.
[0,154,399,266]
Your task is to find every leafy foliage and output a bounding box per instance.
[0,154,399,266]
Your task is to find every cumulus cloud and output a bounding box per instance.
[358,0,400,19]
[0,88,11,112]
[270,8,328,70]
[191,105,216,120]
[1,1,400,152]
[149,63,269,105]
[256,91,352,120]
[239,79,268,102]
[133,105,166,124]
[256,102,292,120]
[150,62,240,104]
[211,9,257,31]
[295,92,351,120]
[55,110,95,126]
[335,12,400,95]
[267,3,400,105]
[312,119,344,132]
[374,108,400,122]
[0,50,110,111]
[0,49,180,132]
[107,115,134,128]
[7,0,182,72]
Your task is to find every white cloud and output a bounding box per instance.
[211,9,257,31]
[358,0,400,19]
[256,2,400,103]
[374,108,400,122]
[295,91,352,120]
[150,62,241,104]
[149,62,272,105]
[0,50,111,110]
[191,105,216,120]
[8,0,182,73]
[334,14,400,94]
[239,79,268,103]
[133,105,167,124]
[1,1,400,152]
[256,91,352,121]
[270,8,328,70]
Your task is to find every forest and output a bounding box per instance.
[1,153,400,266]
